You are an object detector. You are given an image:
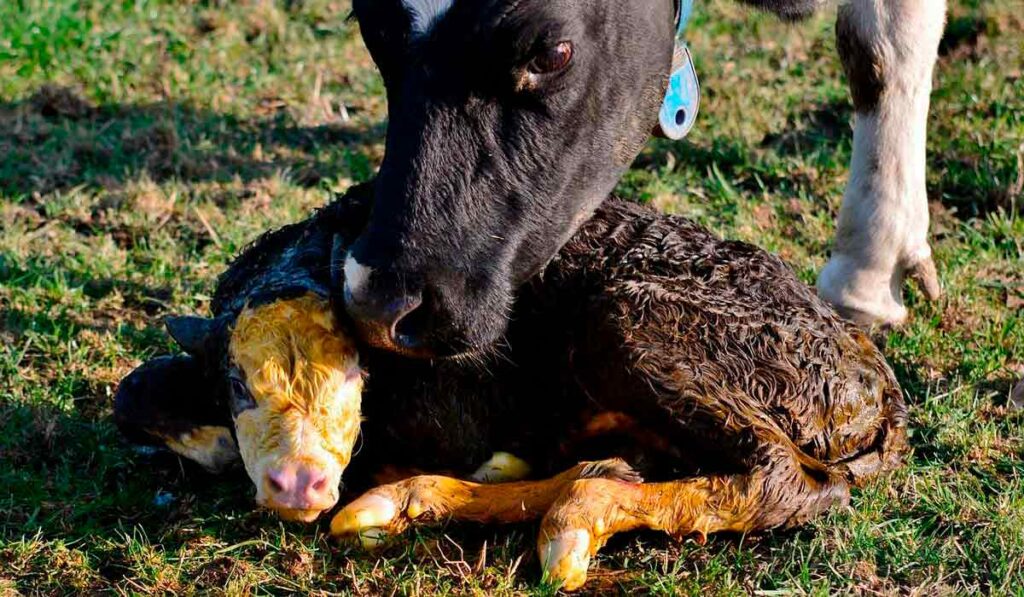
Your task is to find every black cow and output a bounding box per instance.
[343,0,947,357]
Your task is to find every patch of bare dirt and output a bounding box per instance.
[194,557,248,589]
[938,296,984,337]
[278,547,314,578]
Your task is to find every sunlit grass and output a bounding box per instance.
[1,0,1022,593]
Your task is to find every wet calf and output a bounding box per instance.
[116,184,907,590]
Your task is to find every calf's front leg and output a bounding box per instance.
[818,0,947,326]
[330,459,641,548]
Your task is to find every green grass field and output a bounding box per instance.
[2,0,1023,594]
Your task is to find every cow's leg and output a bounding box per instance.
[114,355,239,473]
[330,459,641,548]
[817,0,947,326]
[537,452,850,591]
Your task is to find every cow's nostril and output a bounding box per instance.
[346,287,427,353]
[384,294,424,342]
[312,477,328,492]
[392,295,432,349]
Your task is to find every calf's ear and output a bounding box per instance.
[165,315,223,357]
[330,234,346,295]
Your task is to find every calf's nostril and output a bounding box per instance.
[267,471,288,494]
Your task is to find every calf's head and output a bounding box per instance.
[170,294,364,522]
[345,0,677,356]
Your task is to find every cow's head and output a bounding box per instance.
[344,0,677,357]
[168,294,364,523]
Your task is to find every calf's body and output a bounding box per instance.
[116,185,907,590]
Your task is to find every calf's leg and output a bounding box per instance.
[817,0,947,326]
[330,459,641,548]
[537,451,850,591]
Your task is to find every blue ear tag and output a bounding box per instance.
[658,0,700,140]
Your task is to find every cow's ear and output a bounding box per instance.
[165,315,222,356]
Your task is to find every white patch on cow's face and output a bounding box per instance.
[402,0,455,36]
[344,254,374,301]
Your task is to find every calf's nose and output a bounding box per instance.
[264,463,336,513]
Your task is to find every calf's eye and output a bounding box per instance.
[527,41,574,75]
[229,373,257,416]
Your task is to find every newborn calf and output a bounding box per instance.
[115,184,907,589]
[115,190,370,522]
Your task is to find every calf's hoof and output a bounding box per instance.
[538,529,594,592]
[330,493,399,549]
[535,477,639,591]
[330,476,467,548]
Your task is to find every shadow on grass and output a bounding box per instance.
[0,86,386,199]
[644,99,852,165]
[0,400,538,590]
[0,402,283,553]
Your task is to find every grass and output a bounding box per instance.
[1,0,1022,594]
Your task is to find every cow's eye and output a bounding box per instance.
[228,372,256,417]
[527,41,573,75]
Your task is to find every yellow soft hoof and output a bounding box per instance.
[471,452,532,483]
[330,494,397,542]
[355,527,390,550]
[538,529,592,591]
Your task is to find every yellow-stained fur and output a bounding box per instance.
[229,294,363,521]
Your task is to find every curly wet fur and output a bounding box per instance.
[356,197,907,493]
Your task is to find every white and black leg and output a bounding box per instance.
[818,0,947,326]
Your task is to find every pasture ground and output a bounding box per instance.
[1,0,1023,594]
